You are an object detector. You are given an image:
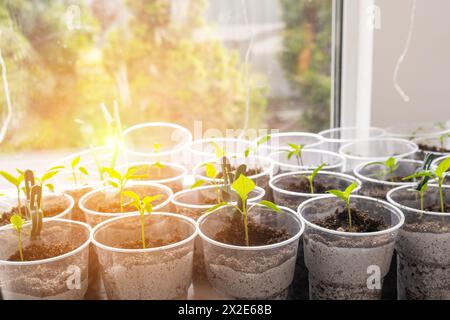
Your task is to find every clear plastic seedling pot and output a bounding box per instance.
[387,184,450,300]
[79,182,173,227]
[354,159,423,199]
[270,171,361,211]
[122,122,192,164]
[171,185,265,289]
[91,213,197,300]
[193,154,273,192]
[253,132,324,157]
[0,219,91,300]
[318,127,386,153]
[298,195,404,300]
[269,149,345,176]
[384,121,450,140]
[189,138,254,167]
[339,138,418,172]
[197,204,304,300]
[118,161,187,193]
[413,134,450,160]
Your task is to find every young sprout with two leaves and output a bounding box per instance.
[10,214,25,261]
[403,156,450,213]
[102,166,145,213]
[206,174,280,246]
[122,190,162,249]
[244,134,271,158]
[305,163,327,194]
[286,143,305,167]
[68,156,89,186]
[0,169,24,215]
[365,157,399,182]
[327,182,359,232]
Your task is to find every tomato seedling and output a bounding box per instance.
[327,182,359,232]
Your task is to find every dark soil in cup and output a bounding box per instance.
[118,235,184,249]
[282,176,347,194]
[214,215,291,246]
[418,143,450,153]
[8,242,76,262]
[315,208,388,233]
[130,164,182,181]
[0,196,71,227]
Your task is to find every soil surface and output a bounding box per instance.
[214,215,291,246]
[315,208,388,233]
[283,177,338,194]
[403,203,450,233]
[8,242,76,262]
[119,235,184,249]
[418,143,450,153]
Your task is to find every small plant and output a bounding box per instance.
[206,174,280,246]
[244,134,271,157]
[327,182,359,232]
[10,214,25,261]
[286,143,305,167]
[404,155,450,213]
[306,163,327,194]
[365,157,399,182]
[122,190,162,249]
[103,166,145,212]
[0,169,24,215]
[69,156,89,186]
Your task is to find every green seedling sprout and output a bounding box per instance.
[103,166,145,213]
[244,134,271,158]
[122,190,162,249]
[10,214,25,261]
[404,155,450,213]
[206,174,280,246]
[365,157,399,182]
[0,169,24,216]
[287,143,305,167]
[69,156,89,186]
[327,182,359,232]
[151,143,165,176]
[306,163,327,194]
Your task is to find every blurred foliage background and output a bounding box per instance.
[0,0,332,152]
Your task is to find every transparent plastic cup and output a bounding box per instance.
[197,204,304,300]
[339,138,419,172]
[253,132,323,157]
[117,161,187,193]
[91,213,197,300]
[171,185,265,289]
[319,127,386,153]
[413,134,450,160]
[189,138,254,166]
[270,171,361,211]
[122,122,192,164]
[387,184,450,299]
[298,195,404,300]
[354,159,423,199]
[193,154,274,192]
[0,218,91,300]
[79,182,173,227]
[385,121,450,140]
[269,149,345,176]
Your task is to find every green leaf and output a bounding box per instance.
[402,170,433,181]
[288,143,299,152]
[71,156,81,169]
[40,169,61,183]
[10,214,25,231]
[122,190,140,202]
[0,171,20,187]
[231,174,255,202]
[259,200,281,213]
[256,134,271,146]
[205,163,218,179]
[435,157,450,179]
[210,142,225,159]
[287,151,294,160]
[16,169,24,176]
[244,148,250,158]
[385,157,397,169]
[327,190,347,201]
[309,163,327,181]
[190,180,205,189]
[79,166,89,176]
[103,167,122,181]
[153,143,161,152]
[152,162,165,169]
[108,181,119,189]
[45,183,55,193]
[344,182,358,197]
[205,202,228,213]
[144,203,153,214]
[143,194,162,206]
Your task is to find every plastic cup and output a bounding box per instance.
[117,161,187,193]
[189,138,253,166]
[253,132,323,157]
[79,182,173,227]
[122,122,192,164]
[193,154,273,192]
[354,159,423,199]
[270,171,361,211]
[413,134,450,160]
[0,218,91,300]
[197,204,304,299]
[91,213,197,300]
[385,121,450,140]
[298,195,404,300]
[269,149,345,176]
[318,127,386,153]
[339,138,418,172]
[387,184,450,299]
